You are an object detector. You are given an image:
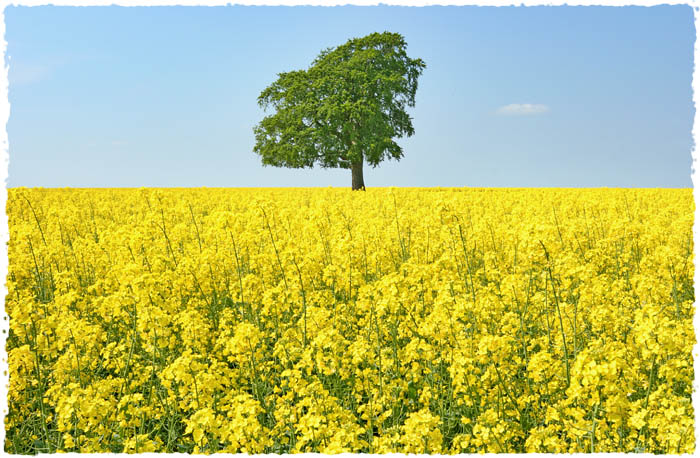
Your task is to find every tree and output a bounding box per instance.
[253,32,426,190]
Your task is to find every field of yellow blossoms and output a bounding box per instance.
[4,187,695,454]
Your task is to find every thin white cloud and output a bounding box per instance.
[496,103,550,116]
[7,54,93,87]
[8,62,53,86]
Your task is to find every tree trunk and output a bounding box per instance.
[351,159,365,191]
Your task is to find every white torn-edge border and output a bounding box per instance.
[0,0,697,457]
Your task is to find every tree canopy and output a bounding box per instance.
[253,32,426,190]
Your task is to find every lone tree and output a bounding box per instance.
[253,32,426,190]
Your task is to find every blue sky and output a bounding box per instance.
[5,5,695,188]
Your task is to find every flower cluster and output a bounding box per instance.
[5,187,694,453]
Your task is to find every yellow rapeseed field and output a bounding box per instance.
[4,187,695,453]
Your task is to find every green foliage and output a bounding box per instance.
[253,32,426,171]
